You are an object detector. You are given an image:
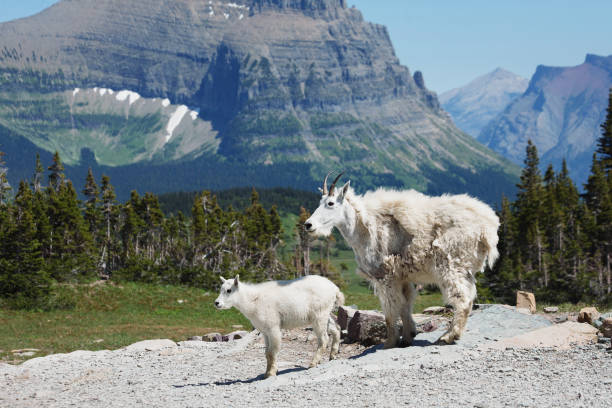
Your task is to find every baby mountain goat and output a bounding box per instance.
[214,275,344,378]
[305,173,499,347]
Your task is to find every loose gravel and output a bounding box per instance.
[1,306,610,408]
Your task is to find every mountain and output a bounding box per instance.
[440,68,528,138]
[479,54,612,185]
[0,0,519,202]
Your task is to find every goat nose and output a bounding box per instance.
[304,222,312,230]
[214,301,219,307]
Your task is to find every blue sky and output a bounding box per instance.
[2,1,612,93]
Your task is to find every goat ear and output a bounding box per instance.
[318,187,324,194]
[220,276,226,283]
[338,181,351,200]
[233,275,240,287]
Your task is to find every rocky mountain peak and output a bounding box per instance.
[251,0,346,19]
[0,0,519,203]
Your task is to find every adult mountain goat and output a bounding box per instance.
[305,173,499,347]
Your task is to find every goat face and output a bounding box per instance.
[305,180,350,237]
[214,275,240,310]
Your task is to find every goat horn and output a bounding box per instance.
[322,171,333,195]
[328,171,344,196]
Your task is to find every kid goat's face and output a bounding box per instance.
[214,276,239,310]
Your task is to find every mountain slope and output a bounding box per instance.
[479,54,612,184]
[0,0,520,202]
[440,68,528,138]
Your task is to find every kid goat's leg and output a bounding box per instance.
[310,317,329,368]
[265,327,281,378]
[327,316,341,360]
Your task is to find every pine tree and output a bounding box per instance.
[296,206,312,276]
[0,182,51,309]
[82,168,101,236]
[0,149,11,206]
[47,151,65,192]
[31,153,45,193]
[514,140,545,288]
[100,175,118,276]
[597,88,612,173]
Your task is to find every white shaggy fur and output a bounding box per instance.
[305,180,499,347]
[214,275,344,378]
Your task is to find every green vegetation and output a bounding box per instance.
[0,280,446,364]
[478,90,612,306]
[309,112,359,132]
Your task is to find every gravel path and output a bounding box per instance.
[1,306,610,408]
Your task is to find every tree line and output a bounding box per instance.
[0,152,305,309]
[480,90,612,305]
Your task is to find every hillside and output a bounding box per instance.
[0,0,520,202]
[479,54,612,184]
[440,68,528,138]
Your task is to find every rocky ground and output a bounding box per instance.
[1,305,610,408]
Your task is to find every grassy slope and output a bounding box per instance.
[0,274,444,364]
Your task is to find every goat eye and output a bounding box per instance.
[328,201,334,207]
[227,289,232,294]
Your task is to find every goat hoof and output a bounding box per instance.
[436,333,456,345]
[399,338,414,348]
[383,340,398,349]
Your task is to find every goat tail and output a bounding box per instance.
[481,224,500,271]
[335,290,345,309]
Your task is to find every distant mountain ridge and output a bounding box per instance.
[479,54,612,185]
[0,0,519,202]
[440,68,528,138]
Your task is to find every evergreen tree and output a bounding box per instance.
[82,168,101,236]
[597,88,612,172]
[47,151,65,192]
[514,140,545,288]
[0,149,11,206]
[0,181,51,309]
[31,153,45,193]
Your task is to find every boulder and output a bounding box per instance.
[337,305,358,330]
[577,307,600,324]
[486,321,598,350]
[543,306,559,313]
[600,318,612,338]
[516,291,536,314]
[187,336,203,341]
[203,332,222,342]
[227,331,248,340]
[347,310,386,346]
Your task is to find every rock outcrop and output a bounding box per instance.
[478,54,612,185]
[0,0,519,201]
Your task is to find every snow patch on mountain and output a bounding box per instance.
[116,90,141,105]
[165,105,189,143]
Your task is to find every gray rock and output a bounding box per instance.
[516,291,536,314]
[187,336,203,341]
[543,306,559,313]
[578,307,600,324]
[601,318,612,338]
[203,333,222,342]
[227,331,249,340]
[347,310,386,346]
[337,305,358,330]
